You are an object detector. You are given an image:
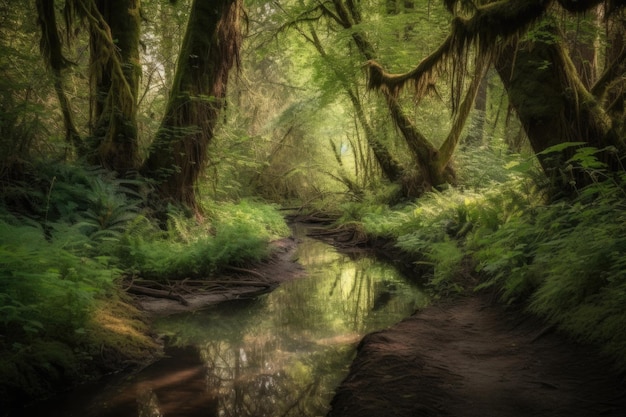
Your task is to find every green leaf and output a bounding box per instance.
[536,141,586,155]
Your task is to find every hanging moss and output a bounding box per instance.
[366,0,549,105]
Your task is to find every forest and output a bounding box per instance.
[1,0,626,414]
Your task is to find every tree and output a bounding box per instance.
[367,0,626,190]
[142,0,244,210]
[35,0,244,210]
[36,0,142,172]
[88,0,142,173]
[287,0,485,195]
[35,0,83,153]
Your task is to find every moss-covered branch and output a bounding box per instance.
[366,0,549,101]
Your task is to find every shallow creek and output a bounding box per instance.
[25,226,428,417]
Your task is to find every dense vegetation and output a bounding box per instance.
[0,162,289,405]
[344,153,626,370]
[1,0,625,411]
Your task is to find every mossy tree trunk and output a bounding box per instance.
[363,0,625,191]
[35,0,83,154]
[143,0,243,211]
[494,24,621,185]
[313,0,471,195]
[89,0,142,174]
[601,9,626,131]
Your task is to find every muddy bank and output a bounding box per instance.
[132,237,305,316]
[327,296,626,417]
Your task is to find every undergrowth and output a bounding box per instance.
[0,162,290,407]
[121,198,290,280]
[340,151,626,370]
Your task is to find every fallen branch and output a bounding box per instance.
[126,284,189,306]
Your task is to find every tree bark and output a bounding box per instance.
[35,0,83,154]
[143,0,243,211]
[89,0,142,174]
[494,25,620,185]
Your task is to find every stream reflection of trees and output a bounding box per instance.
[194,339,352,417]
[150,240,426,416]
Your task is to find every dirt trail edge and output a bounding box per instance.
[327,296,626,417]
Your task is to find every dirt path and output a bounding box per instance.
[327,296,626,417]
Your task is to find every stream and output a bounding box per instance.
[23,225,428,417]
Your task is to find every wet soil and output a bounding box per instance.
[327,296,626,417]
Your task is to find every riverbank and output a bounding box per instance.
[2,237,305,417]
[327,295,626,416]
[16,228,424,417]
[132,236,305,316]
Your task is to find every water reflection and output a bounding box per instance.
[21,232,427,417]
[151,236,428,417]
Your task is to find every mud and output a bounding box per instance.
[327,296,626,417]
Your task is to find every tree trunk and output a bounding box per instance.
[35,0,83,154]
[89,0,141,174]
[601,9,626,128]
[463,75,488,147]
[143,0,243,211]
[494,25,619,187]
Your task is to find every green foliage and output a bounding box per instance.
[343,188,483,293]
[120,199,290,281]
[0,217,117,339]
[0,2,55,172]
[0,340,80,401]
[0,210,122,403]
[470,177,626,366]
[338,146,626,369]
[0,161,290,404]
